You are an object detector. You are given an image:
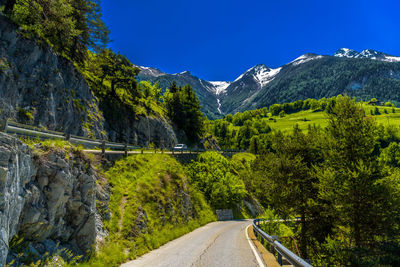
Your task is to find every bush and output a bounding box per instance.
[17,107,33,123]
[186,151,247,209]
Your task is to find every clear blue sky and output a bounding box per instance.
[101,0,400,81]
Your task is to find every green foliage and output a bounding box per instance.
[186,151,247,209]
[9,0,109,64]
[209,95,400,150]
[164,83,205,143]
[380,142,400,167]
[81,50,168,136]
[17,107,33,123]
[0,57,10,73]
[313,96,400,265]
[83,154,215,266]
[259,208,295,238]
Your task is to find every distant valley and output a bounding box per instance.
[136,48,400,119]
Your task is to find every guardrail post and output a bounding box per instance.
[154,147,156,154]
[172,149,174,155]
[1,119,8,132]
[161,148,164,154]
[278,253,283,266]
[101,140,105,158]
[141,147,143,154]
[124,142,128,157]
[65,133,71,141]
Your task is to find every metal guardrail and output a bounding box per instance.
[2,119,246,155]
[252,219,312,267]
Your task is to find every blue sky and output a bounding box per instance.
[101,0,400,81]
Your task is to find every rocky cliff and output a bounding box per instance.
[0,13,106,138]
[0,12,180,146]
[0,133,109,266]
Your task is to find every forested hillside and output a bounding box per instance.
[243,56,400,112]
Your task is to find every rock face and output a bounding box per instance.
[0,13,181,146]
[0,13,105,138]
[0,133,36,265]
[133,116,178,148]
[0,133,109,266]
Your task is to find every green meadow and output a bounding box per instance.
[270,104,400,132]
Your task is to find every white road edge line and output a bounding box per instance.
[246,224,265,267]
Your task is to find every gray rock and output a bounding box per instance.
[0,133,36,266]
[0,13,106,138]
[0,133,110,265]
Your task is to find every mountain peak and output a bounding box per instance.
[289,53,323,66]
[334,48,400,62]
[334,48,359,58]
[135,65,165,77]
[179,70,191,75]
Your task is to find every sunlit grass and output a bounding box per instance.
[269,105,400,132]
[76,154,216,267]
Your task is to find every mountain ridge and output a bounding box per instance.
[136,48,400,118]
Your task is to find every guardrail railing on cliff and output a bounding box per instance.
[252,219,312,267]
[0,119,245,155]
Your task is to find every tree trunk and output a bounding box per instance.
[300,211,308,259]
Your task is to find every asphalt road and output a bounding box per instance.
[83,150,195,155]
[120,220,265,267]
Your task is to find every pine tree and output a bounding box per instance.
[317,96,393,263]
[164,83,205,143]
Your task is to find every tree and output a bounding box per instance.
[249,136,260,154]
[9,0,109,64]
[317,96,395,263]
[164,83,205,143]
[253,125,321,259]
[86,0,110,52]
[99,49,139,98]
[186,151,247,209]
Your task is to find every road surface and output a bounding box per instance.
[121,220,265,267]
[83,149,193,155]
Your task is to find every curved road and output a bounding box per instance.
[121,220,265,267]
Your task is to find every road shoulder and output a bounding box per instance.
[248,225,281,267]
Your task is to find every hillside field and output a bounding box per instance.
[269,104,400,132]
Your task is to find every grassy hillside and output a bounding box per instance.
[82,154,216,267]
[270,104,400,132]
[209,96,400,151]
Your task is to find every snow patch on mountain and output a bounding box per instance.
[209,81,231,95]
[254,65,281,87]
[290,54,324,66]
[136,66,165,77]
[233,64,281,87]
[334,48,400,62]
[385,56,400,63]
[334,48,359,58]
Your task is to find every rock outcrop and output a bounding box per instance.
[0,12,181,147]
[0,133,36,265]
[0,13,105,138]
[132,116,178,148]
[0,133,109,266]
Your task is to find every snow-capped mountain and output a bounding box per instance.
[208,81,230,95]
[334,48,400,62]
[134,65,166,77]
[289,53,324,66]
[135,48,400,118]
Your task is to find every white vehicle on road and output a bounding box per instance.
[173,144,188,151]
